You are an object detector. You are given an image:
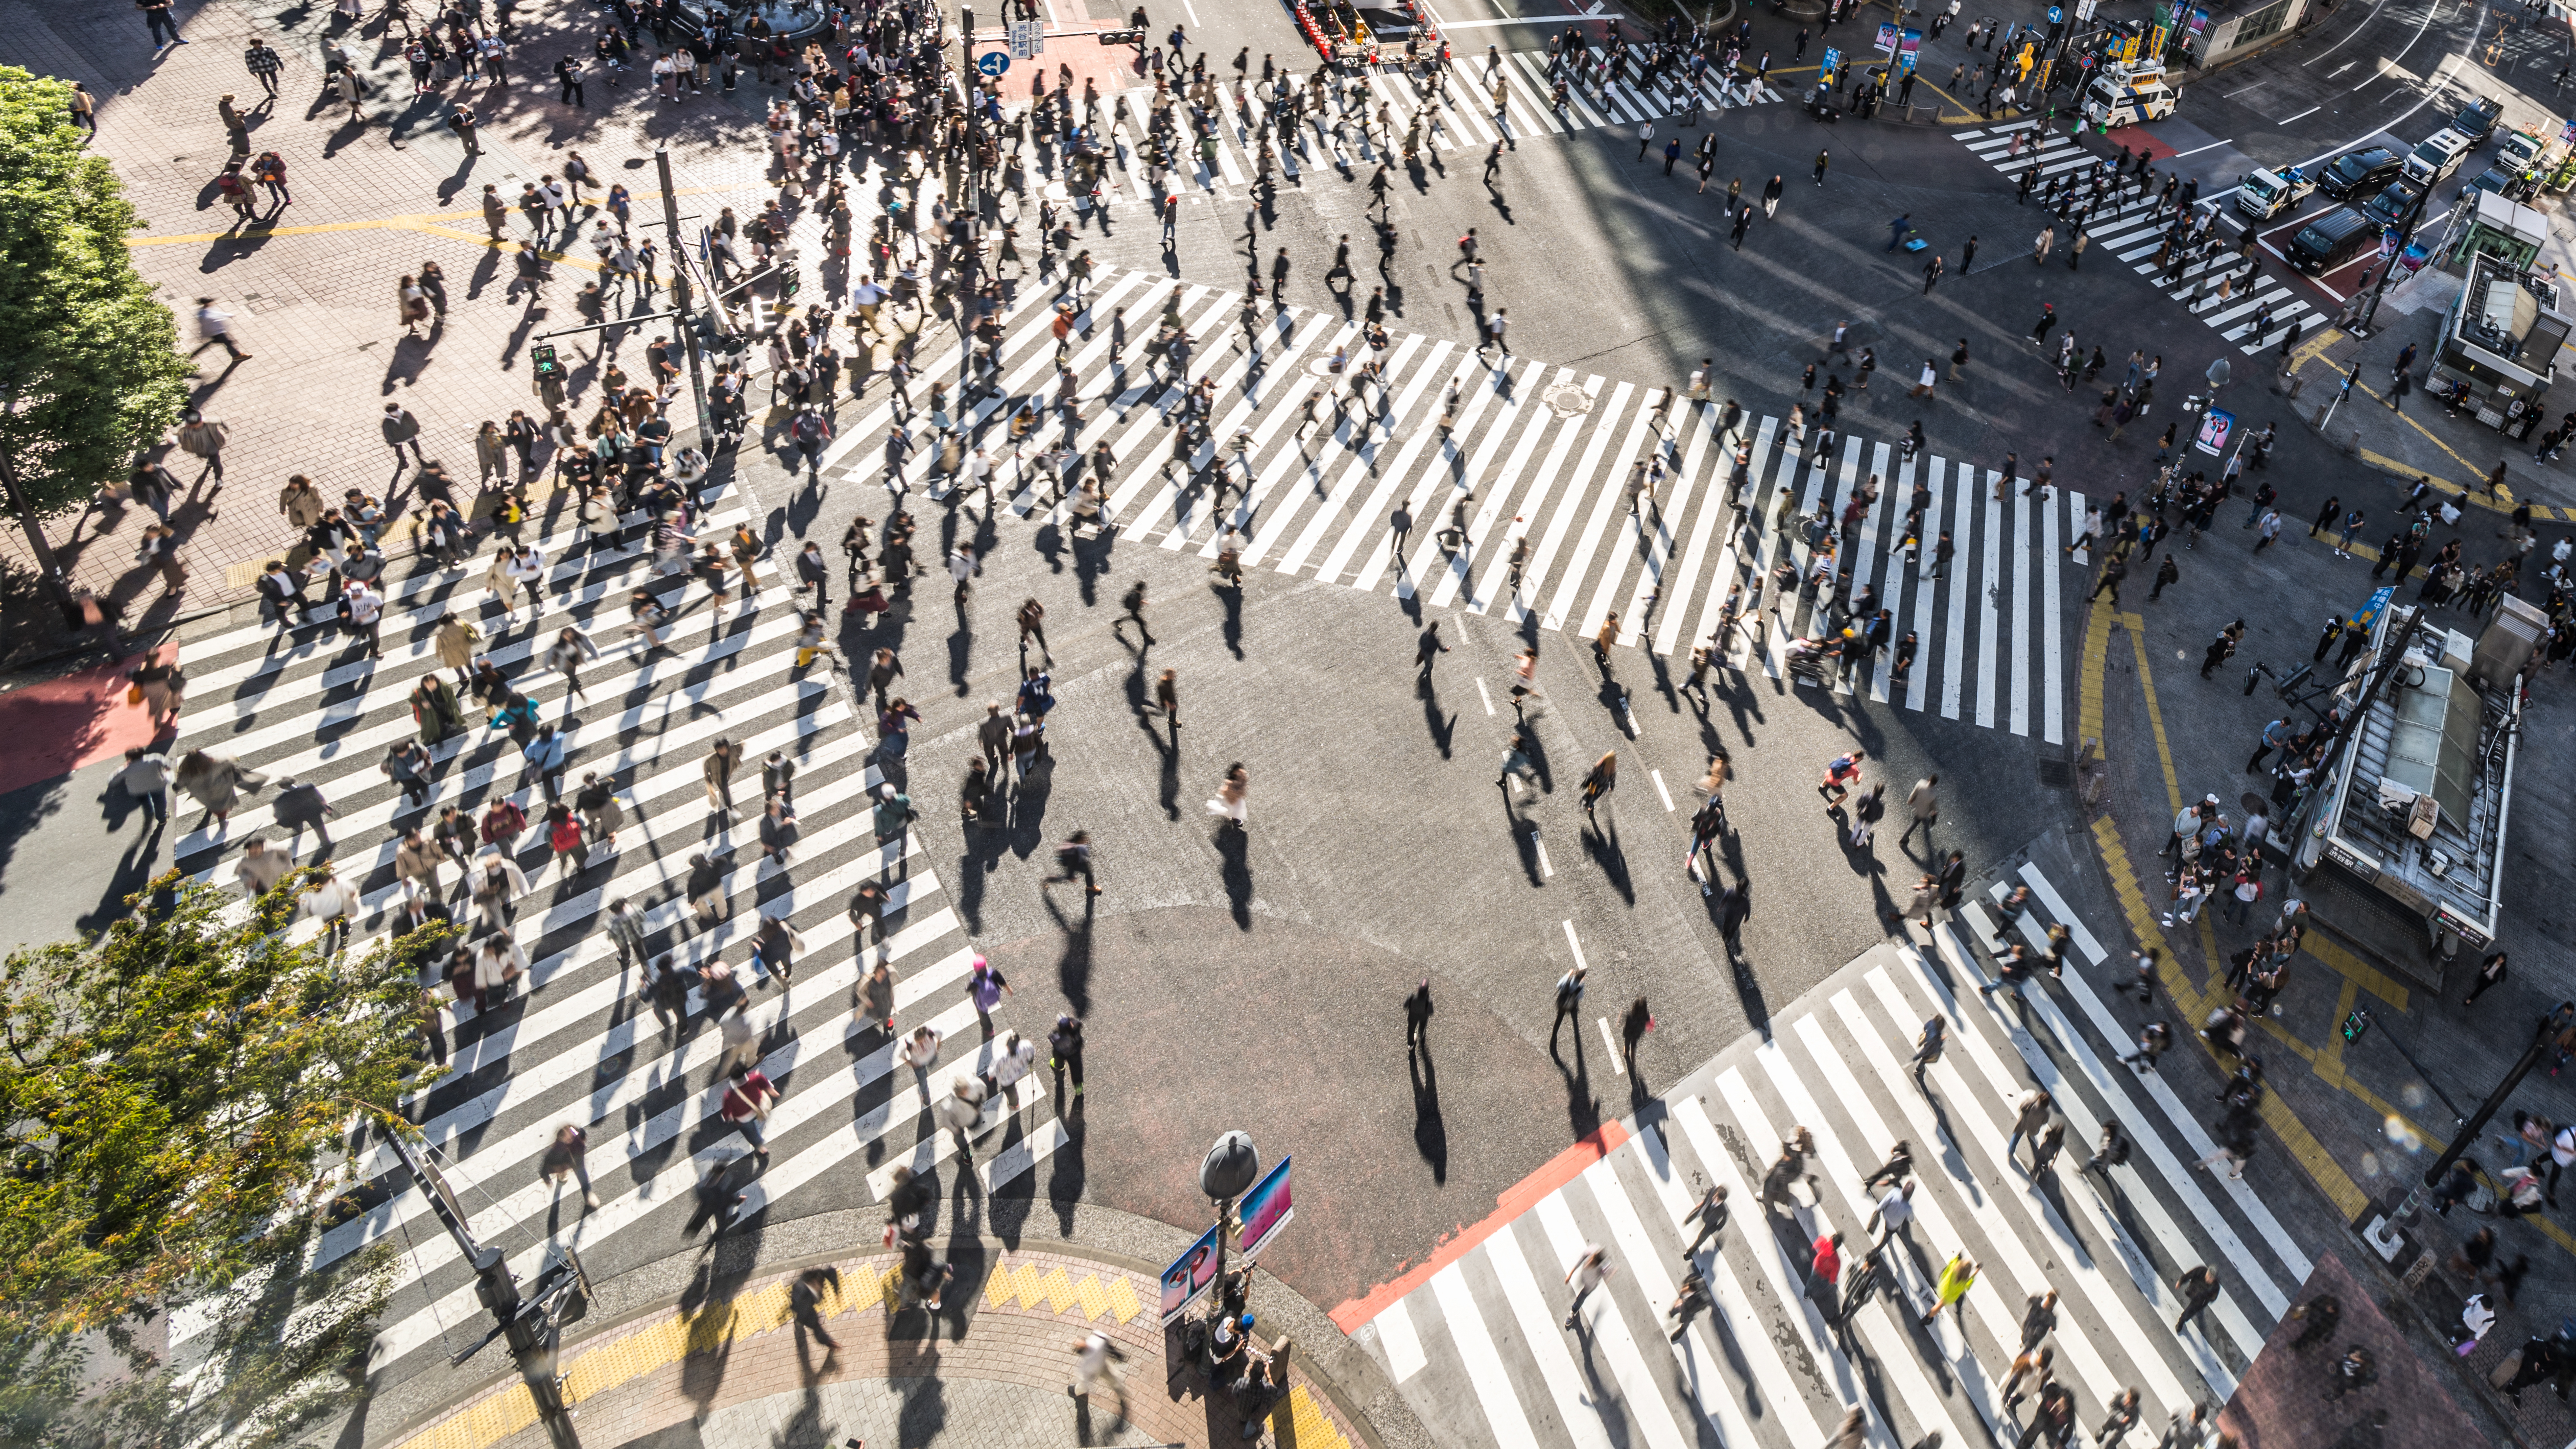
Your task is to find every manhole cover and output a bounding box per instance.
[2037,758,2072,789]
[1544,383,1592,417]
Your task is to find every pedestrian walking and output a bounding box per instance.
[1551,965,1586,1053]
[1901,775,1938,844]
[1922,1253,1977,1324]
[2174,1265,2221,1333]
[1563,1246,1610,1329]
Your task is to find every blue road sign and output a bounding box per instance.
[977,50,1011,76]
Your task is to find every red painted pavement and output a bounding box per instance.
[2104,126,2178,160]
[1328,1121,1631,1333]
[0,646,175,798]
[967,27,1154,102]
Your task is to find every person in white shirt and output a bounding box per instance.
[1563,1245,1609,1329]
[193,299,248,361]
[302,863,361,953]
[985,1031,1038,1109]
[473,935,528,1011]
[469,848,531,934]
[1866,1178,1917,1246]
[342,579,385,658]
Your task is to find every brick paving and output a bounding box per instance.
[0,0,828,642]
[396,1249,1370,1449]
[2216,1250,2486,1449]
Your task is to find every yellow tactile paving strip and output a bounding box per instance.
[2078,597,2576,1259]
[388,1249,1357,1449]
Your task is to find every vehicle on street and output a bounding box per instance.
[2236,164,2317,220]
[2458,162,2539,205]
[2445,95,2505,147]
[2081,59,2176,128]
[2401,128,2474,187]
[2286,207,2379,275]
[2316,145,2403,201]
[2361,176,2428,229]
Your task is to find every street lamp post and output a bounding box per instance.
[2350,183,2434,338]
[653,148,716,448]
[385,1129,584,1449]
[1201,1131,1260,1287]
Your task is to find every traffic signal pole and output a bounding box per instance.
[655,147,717,448]
[385,1131,582,1449]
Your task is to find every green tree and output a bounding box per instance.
[0,68,196,518]
[0,872,444,1449]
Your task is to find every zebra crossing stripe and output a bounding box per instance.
[1348,873,2325,1449]
[1954,128,2320,357]
[164,465,1053,1376]
[823,265,2075,735]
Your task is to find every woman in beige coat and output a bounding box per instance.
[278,474,328,530]
[485,545,520,623]
[174,748,264,827]
[435,613,481,687]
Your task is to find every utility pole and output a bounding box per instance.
[653,148,715,448]
[387,1130,584,1449]
[2351,184,2432,337]
[2404,1007,2567,1217]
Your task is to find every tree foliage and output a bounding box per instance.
[0,871,443,1448]
[0,68,197,515]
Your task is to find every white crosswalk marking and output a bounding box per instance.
[1350,861,2314,1448]
[162,472,1053,1377]
[1061,59,1783,210]
[863,264,2072,735]
[1954,127,2319,357]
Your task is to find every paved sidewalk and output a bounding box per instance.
[0,0,831,644]
[389,1238,1387,1449]
[2284,274,2576,525]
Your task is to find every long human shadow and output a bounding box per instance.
[1581,810,1636,906]
[1214,821,1253,930]
[1419,678,1456,758]
[1409,1041,1448,1184]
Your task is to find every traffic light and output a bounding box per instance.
[2341,1008,2371,1044]
[778,261,801,302]
[531,343,562,381]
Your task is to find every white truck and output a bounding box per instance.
[2236,164,2318,220]
[2081,59,2177,128]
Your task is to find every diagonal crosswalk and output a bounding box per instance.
[1954,123,2318,358]
[832,264,2075,740]
[160,479,1061,1378]
[1350,860,2311,1449]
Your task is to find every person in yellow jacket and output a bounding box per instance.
[1922,1252,1978,1325]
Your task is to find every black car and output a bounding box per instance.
[2317,145,2403,201]
[2459,162,2539,204]
[2361,176,2428,228]
[2447,96,2504,146]
[2287,208,2378,275]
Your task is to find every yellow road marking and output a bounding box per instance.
[393,1257,1151,1449]
[2081,604,2371,1219]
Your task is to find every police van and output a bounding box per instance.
[2081,60,2177,128]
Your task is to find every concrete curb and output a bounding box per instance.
[359,1200,1432,1449]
